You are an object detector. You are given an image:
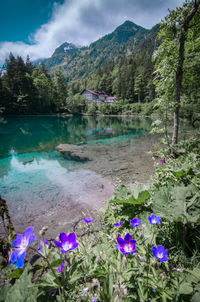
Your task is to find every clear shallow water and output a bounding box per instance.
[0,115,152,158]
[0,115,152,231]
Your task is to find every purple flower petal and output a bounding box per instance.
[113,221,124,227]
[16,251,26,268]
[59,233,68,243]
[124,233,132,243]
[117,237,124,246]
[9,227,35,268]
[152,245,168,262]
[54,240,62,248]
[83,217,94,223]
[120,244,136,255]
[130,218,142,227]
[163,249,168,256]
[152,247,157,257]
[28,233,36,245]
[148,215,161,225]
[115,244,119,250]
[24,227,34,242]
[67,233,76,244]
[9,249,20,266]
[160,256,168,262]
[157,245,164,252]
[55,232,78,253]
[12,234,23,248]
[116,233,137,255]
[60,249,68,253]
[58,263,65,273]
[70,242,79,250]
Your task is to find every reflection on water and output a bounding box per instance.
[0,151,113,229]
[0,115,152,228]
[0,115,152,159]
[0,151,75,199]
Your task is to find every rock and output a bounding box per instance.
[56,135,157,185]
[56,144,91,162]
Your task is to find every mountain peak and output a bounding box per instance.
[40,20,159,80]
[92,19,148,46]
[53,42,79,57]
[115,20,147,32]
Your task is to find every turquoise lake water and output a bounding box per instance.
[0,115,152,231]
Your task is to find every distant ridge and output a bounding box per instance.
[34,20,159,82]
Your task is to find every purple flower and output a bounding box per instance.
[160,159,164,163]
[83,217,94,223]
[37,239,49,257]
[130,218,141,227]
[116,233,136,255]
[57,263,65,273]
[148,214,161,225]
[152,245,168,262]
[113,221,124,227]
[9,226,36,268]
[92,298,97,302]
[54,233,78,253]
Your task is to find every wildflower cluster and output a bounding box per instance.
[113,214,168,261]
[8,214,168,301]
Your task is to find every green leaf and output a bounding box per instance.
[0,286,10,301]
[191,292,200,302]
[152,184,199,223]
[110,184,150,205]
[179,282,193,295]
[186,268,200,282]
[108,268,114,298]
[5,265,38,302]
[50,259,62,268]
[37,272,60,290]
[8,268,23,279]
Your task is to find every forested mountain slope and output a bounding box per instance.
[37,21,159,84]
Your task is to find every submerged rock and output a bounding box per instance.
[56,134,157,185]
[56,144,93,162]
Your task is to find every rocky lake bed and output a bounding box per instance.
[0,116,159,241]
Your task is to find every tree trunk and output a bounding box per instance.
[172,34,185,146]
[172,0,200,148]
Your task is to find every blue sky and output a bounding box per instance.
[0,0,185,63]
[0,0,64,42]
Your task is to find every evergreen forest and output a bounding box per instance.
[1,1,200,301]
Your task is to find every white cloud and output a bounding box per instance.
[0,0,185,63]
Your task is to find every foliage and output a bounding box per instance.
[0,264,38,302]
[0,54,68,114]
[97,101,156,116]
[87,101,98,115]
[65,94,88,114]
[1,137,200,301]
[153,0,200,145]
[110,184,150,205]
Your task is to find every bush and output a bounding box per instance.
[87,101,98,115]
[65,94,88,114]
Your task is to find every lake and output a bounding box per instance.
[0,115,156,237]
